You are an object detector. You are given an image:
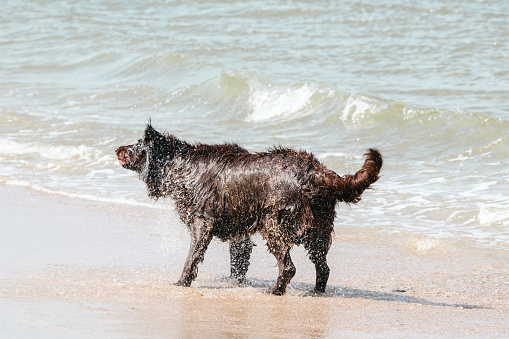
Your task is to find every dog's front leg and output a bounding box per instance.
[176,217,214,287]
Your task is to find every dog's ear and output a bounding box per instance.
[144,124,160,142]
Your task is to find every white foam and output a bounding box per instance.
[4,179,165,209]
[247,83,317,122]
[448,153,473,162]
[459,181,499,198]
[478,205,509,225]
[316,152,349,160]
[341,94,380,123]
[0,138,114,164]
[415,237,445,253]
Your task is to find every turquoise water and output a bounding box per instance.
[1,1,508,260]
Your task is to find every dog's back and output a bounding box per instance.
[167,147,318,237]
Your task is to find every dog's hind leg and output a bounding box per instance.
[262,214,297,295]
[229,235,254,283]
[310,253,330,293]
[176,218,214,287]
[305,234,332,293]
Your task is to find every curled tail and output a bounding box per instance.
[331,148,383,204]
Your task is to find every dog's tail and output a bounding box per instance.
[326,149,383,204]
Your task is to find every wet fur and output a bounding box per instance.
[116,124,382,295]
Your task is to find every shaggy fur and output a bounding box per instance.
[115,124,382,295]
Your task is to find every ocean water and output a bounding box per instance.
[1,1,508,264]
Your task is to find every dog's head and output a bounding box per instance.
[115,124,165,173]
[115,123,188,198]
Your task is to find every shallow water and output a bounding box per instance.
[1,1,508,263]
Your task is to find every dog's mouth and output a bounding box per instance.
[115,147,131,166]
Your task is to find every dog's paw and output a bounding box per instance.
[175,280,191,287]
[267,286,286,296]
[229,275,246,285]
[306,289,325,297]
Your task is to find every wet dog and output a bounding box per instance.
[116,124,382,295]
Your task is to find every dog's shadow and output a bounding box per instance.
[209,277,488,309]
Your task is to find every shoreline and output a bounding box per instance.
[1,184,508,337]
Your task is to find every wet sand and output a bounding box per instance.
[1,184,507,338]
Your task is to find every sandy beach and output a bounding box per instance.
[1,183,507,338]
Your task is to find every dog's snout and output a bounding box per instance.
[116,146,128,156]
[115,146,131,165]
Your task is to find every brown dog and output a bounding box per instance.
[116,124,382,295]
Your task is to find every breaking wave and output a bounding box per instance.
[163,72,509,160]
